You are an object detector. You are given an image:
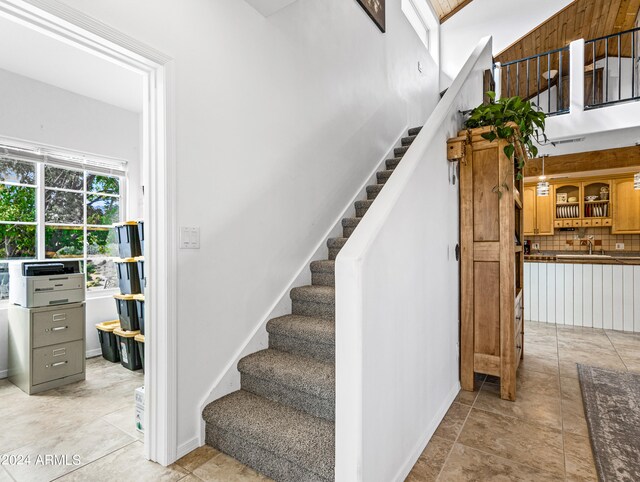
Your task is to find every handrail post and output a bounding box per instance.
[569,39,585,114]
[494,62,502,99]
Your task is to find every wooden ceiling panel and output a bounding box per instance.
[496,0,640,65]
[431,0,474,23]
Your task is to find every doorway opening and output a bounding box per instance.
[0,0,176,473]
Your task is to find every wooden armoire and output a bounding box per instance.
[452,126,525,401]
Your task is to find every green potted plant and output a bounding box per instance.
[464,92,547,174]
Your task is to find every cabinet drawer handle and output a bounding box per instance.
[50,361,68,368]
[51,326,69,332]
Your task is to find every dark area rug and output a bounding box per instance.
[578,364,640,482]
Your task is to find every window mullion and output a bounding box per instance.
[83,170,88,289]
[36,162,45,260]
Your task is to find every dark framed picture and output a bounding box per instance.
[356,0,385,33]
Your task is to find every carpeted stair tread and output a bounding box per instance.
[408,126,422,136]
[310,259,335,273]
[267,315,335,347]
[355,199,374,217]
[394,145,409,156]
[386,157,402,170]
[327,237,347,249]
[310,260,335,286]
[366,184,383,200]
[341,217,361,227]
[377,170,393,184]
[203,390,334,481]
[401,135,417,146]
[239,349,334,399]
[327,237,348,260]
[267,315,335,362]
[290,285,335,304]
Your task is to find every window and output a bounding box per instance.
[0,154,124,300]
[402,0,430,49]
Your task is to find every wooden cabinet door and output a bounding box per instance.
[523,186,536,235]
[612,178,640,233]
[536,193,554,235]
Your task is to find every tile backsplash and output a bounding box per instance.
[526,228,640,252]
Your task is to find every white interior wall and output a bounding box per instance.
[53,0,442,453]
[440,0,573,87]
[0,67,142,377]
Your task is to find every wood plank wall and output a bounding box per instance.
[524,262,640,332]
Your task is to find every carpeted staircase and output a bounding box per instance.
[202,126,422,482]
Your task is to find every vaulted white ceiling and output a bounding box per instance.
[0,14,143,113]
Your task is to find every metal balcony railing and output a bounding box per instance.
[584,27,640,108]
[499,45,570,116]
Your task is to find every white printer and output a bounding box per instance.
[9,260,85,308]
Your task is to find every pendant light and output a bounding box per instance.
[635,172,640,190]
[537,155,550,196]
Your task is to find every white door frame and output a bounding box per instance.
[0,0,178,465]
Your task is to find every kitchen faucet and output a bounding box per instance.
[585,235,594,255]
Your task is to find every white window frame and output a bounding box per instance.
[0,148,128,304]
[402,0,431,50]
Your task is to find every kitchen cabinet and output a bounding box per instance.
[523,185,553,235]
[611,177,640,234]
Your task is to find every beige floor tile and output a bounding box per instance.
[564,432,598,482]
[102,404,144,441]
[454,388,479,406]
[4,419,136,481]
[178,475,205,482]
[475,380,562,430]
[57,441,187,482]
[457,408,565,477]
[433,403,471,441]
[0,466,12,482]
[605,330,640,349]
[404,435,453,482]
[192,452,272,482]
[175,445,222,473]
[525,321,557,336]
[437,443,560,482]
[560,377,589,437]
[518,353,559,375]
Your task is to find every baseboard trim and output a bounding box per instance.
[177,436,201,459]
[393,382,460,482]
[0,369,7,379]
[86,349,102,358]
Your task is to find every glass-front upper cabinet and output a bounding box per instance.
[582,180,611,227]
[554,183,581,226]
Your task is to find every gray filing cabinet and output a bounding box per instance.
[8,302,86,394]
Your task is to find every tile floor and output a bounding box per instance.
[0,357,272,482]
[406,321,640,482]
[3,322,638,481]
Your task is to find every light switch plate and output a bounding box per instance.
[532,242,540,250]
[616,242,625,250]
[180,226,200,249]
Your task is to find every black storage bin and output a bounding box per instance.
[96,320,120,362]
[137,221,145,256]
[134,294,145,335]
[115,259,141,294]
[114,294,139,331]
[114,328,142,371]
[115,222,142,258]
[136,257,145,294]
[135,333,145,372]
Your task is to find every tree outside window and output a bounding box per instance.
[0,157,123,299]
